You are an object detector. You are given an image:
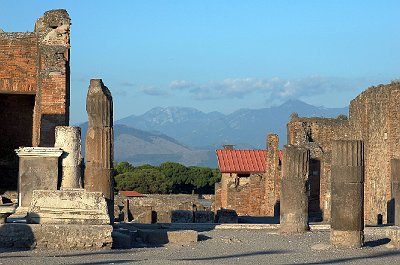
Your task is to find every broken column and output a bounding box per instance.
[331,140,364,248]
[84,79,114,221]
[54,126,83,189]
[280,145,310,233]
[391,159,400,226]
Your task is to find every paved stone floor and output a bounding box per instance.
[1,229,400,265]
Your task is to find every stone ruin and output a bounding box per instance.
[0,9,70,191]
[0,10,115,249]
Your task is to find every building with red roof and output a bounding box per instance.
[214,135,282,217]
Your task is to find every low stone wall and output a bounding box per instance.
[0,223,113,249]
[115,194,213,223]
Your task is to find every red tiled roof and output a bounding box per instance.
[118,191,145,197]
[216,149,267,173]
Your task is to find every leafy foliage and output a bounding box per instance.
[114,161,221,194]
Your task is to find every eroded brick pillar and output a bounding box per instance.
[331,140,364,248]
[264,133,280,216]
[84,79,114,221]
[54,126,83,189]
[391,159,400,226]
[280,145,309,233]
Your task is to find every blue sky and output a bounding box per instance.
[1,1,399,124]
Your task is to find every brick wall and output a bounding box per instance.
[0,10,70,190]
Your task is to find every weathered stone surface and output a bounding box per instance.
[331,140,364,248]
[130,206,153,224]
[27,190,111,224]
[0,204,16,224]
[15,147,63,209]
[386,227,400,248]
[0,223,112,249]
[216,209,238,223]
[194,210,214,223]
[280,145,310,233]
[171,210,193,223]
[54,126,83,189]
[264,133,280,216]
[391,159,400,226]
[137,229,197,245]
[84,79,114,221]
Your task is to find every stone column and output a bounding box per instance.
[331,140,364,248]
[391,159,400,226]
[84,79,114,222]
[280,145,310,233]
[54,126,83,189]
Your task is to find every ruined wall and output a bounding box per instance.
[348,82,400,224]
[287,81,400,225]
[215,173,265,216]
[287,116,350,221]
[0,10,70,190]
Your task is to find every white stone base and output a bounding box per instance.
[27,190,111,225]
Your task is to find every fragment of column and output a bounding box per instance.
[331,140,364,248]
[280,145,310,233]
[54,126,83,189]
[84,79,114,222]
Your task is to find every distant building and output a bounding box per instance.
[214,138,281,217]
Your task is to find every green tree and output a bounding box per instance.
[115,168,171,194]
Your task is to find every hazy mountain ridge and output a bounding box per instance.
[116,99,348,149]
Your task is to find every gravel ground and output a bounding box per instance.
[1,229,400,265]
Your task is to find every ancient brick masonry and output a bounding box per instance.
[84,79,114,221]
[0,10,70,190]
[280,145,310,233]
[287,81,400,225]
[391,159,400,226]
[330,140,364,248]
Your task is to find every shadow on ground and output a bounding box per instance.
[174,250,289,261]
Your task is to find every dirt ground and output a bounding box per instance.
[1,228,400,265]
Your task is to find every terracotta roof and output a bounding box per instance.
[216,149,267,173]
[118,191,145,197]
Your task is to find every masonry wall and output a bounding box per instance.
[287,82,400,225]
[348,83,400,224]
[0,9,70,190]
[215,173,265,216]
[287,116,350,222]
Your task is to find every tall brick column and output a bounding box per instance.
[84,79,114,222]
[264,134,280,216]
[391,159,400,226]
[331,140,364,248]
[55,126,83,189]
[280,145,310,233]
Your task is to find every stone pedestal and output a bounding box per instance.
[331,140,364,248]
[15,147,63,211]
[84,79,114,222]
[54,126,83,189]
[27,190,111,224]
[280,145,310,233]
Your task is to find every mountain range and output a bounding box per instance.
[100,99,349,167]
